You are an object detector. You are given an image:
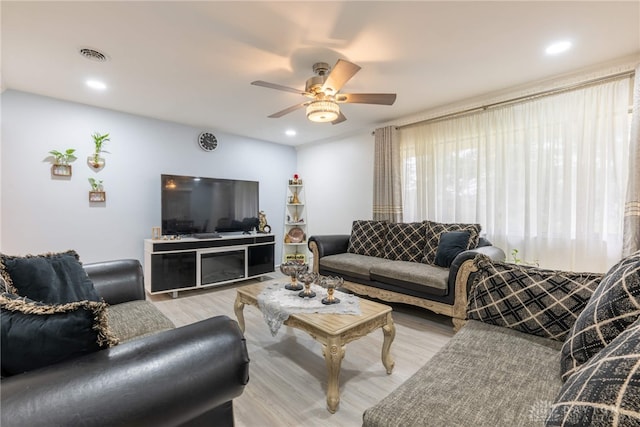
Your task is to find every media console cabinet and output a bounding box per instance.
[143,234,275,297]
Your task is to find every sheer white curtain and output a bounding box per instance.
[399,77,631,272]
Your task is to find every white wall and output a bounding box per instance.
[297,132,375,236]
[0,90,296,263]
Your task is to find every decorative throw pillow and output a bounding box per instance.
[382,222,426,262]
[434,231,471,268]
[0,250,101,304]
[347,220,388,258]
[0,292,118,376]
[546,317,640,426]
[560,251,640,381]
[423,220,481,265]
[468,255,603,342]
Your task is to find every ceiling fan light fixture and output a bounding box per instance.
[306,100,339,123]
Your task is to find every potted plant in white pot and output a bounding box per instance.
[88,132,110,170]
[48,148,77,176]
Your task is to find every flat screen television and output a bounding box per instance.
[161,174,259,236]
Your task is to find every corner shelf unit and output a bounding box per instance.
[283,182,308,263]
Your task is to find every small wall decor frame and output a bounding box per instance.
[51,164,72,177]
[48,148,77,177]
[89,191,106,202]
[88,177,105,202]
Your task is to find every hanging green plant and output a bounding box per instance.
[88,177,103,191]
[49,148,77,165]
[89,132,110,169]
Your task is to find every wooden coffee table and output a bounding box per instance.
[234,281,395,413]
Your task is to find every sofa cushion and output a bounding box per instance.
[434,231,471,267]
[0,250,101,304]
[319,253,388,281]
[468,256,602,342]
[370,261,449,297]
[0,292,118,376]
[423,220,481,265]
[547,317,640,426]
[560,250,640,381]
[363,320,563,427]
[347,220,388,258]
[383,222,426,262]
[107,300,175,342]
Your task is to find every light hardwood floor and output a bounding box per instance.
[148,275,454,427]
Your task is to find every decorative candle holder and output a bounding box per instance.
[320,276,343,305]
[297,271,318,298]
[279,261,308,291]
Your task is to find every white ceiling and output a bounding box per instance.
[2,1,639,146]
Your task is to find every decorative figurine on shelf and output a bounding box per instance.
[291,190,300,204]
[258,210,270,233]
[289,173,303,185]
[280,261,307,291]
[320,276,343,305]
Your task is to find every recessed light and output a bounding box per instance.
[86,80,107,90]
[285,129,296,136]
[545,40,572,55]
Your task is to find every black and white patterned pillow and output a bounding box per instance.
[382,222,426,262]
[347,220,388,258]
[547,317,640,426]
[560,251,640,381]
[468,255,602,342]
[423,220,481,265]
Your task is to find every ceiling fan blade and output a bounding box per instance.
[336,93,397,105]
[321,59,361,94]
[331,111,347,125]
[251,80,308,96]
[267,103,307,118]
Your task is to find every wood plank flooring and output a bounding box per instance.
[148,275,454,427]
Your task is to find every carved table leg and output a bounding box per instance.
[233,294,246,333]
[381,313,396,374]
[322,337,346,413]
[452,317,466,332]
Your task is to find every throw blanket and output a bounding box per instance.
[257,282,361,336]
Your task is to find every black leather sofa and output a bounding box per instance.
[1,259,250,427]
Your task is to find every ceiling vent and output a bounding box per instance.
[79,48,108,62]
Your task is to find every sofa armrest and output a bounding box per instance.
[1,315,250,427]
[449,245,506,293]
[447,245,506,330]
[84,259,145,305]
[308,235,350,273]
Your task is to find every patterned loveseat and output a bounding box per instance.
[363,251,640,426]
[308,220,505,330]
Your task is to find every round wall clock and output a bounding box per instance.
[198,132,218,152]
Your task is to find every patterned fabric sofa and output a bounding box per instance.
[363,251,640,426]
[308,220,505,329]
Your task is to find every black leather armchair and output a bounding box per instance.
[1,260,250,427]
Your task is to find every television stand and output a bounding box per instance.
[143,234,275,297]
[193,232,221,239]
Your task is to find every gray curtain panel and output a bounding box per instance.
[623,65,640,257]
[373,126,403,223]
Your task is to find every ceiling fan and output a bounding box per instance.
[251,59,396,124]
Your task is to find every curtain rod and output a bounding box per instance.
[382,70,635,132]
